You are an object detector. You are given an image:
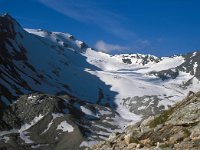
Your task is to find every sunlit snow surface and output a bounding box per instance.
[57,121,74,132]
[24,29,200,124]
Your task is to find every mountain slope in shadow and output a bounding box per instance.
[0,14,118,108]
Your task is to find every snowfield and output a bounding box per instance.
[2,21,200,130]
[12,28,199,124]
[83,48,200,121]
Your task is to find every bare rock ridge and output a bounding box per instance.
[93,91,200,150]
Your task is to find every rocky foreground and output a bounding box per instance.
[0,93,124,150]
[93,91,200,150]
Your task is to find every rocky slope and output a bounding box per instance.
[93,91,200,150]
[0,93,125,150]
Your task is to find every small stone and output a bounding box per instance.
[154,124,163,132]
[136,144,141,148]
[141,127,151,133]
[124,134,137,145]
[187,91,195,97]
[195,91,200,97]
[169,132,184,144]
[156,142,160,148]
[127,143,137,149]
[183,137,190,141]
[140,138,151,145]
[106,141,115,148]
[108,133,117,141]
[140,116,155,127]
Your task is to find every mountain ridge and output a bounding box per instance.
[1,13,200,149]
[1,12,200,125]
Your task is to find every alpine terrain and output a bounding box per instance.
[1,13,200,149]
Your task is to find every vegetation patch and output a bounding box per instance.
[149,107,174,128]
[183,128,191,138]
[159,143,174,148]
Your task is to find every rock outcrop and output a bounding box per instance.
[93,91,200,150]
[0,93,122,150]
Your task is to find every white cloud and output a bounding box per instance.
[37,0,134,39]
[37,0,155,53]
[133,39,151,49]
[95,40,130,53]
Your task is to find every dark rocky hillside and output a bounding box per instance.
[0,93,123,150]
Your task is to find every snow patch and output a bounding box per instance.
[80,106,96,117]
[19,131,34,143]
[193,62,198,74]
[20,114,45,131]
[138,106,146,110]
[98,109,112,115]
[31,144,49,148]
[57,121,74,132]
[52,113,63,119]
[0,136,10,143]
[80,140,99,148]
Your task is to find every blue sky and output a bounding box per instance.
[1,0,200,56]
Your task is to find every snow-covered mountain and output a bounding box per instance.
[0,14,117,108]
[1,14,200,149]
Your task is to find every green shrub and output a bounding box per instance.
[149,108,174,128]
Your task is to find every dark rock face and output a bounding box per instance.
[94,91,200,150]
[122,58,132,64]
[120,54,161,65]
[178,51,200,79]
[0,14,17,39]
[149,51,200,81]
[0,93,122,150]
[0,14,39,106]
[2,94,65,129]
[149,69,179,81]
[122,95,165,117]
[0,94,83,150]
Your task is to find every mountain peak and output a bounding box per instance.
[0,13,24,39]
[1,12,12,18]
[0,13,17,24]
